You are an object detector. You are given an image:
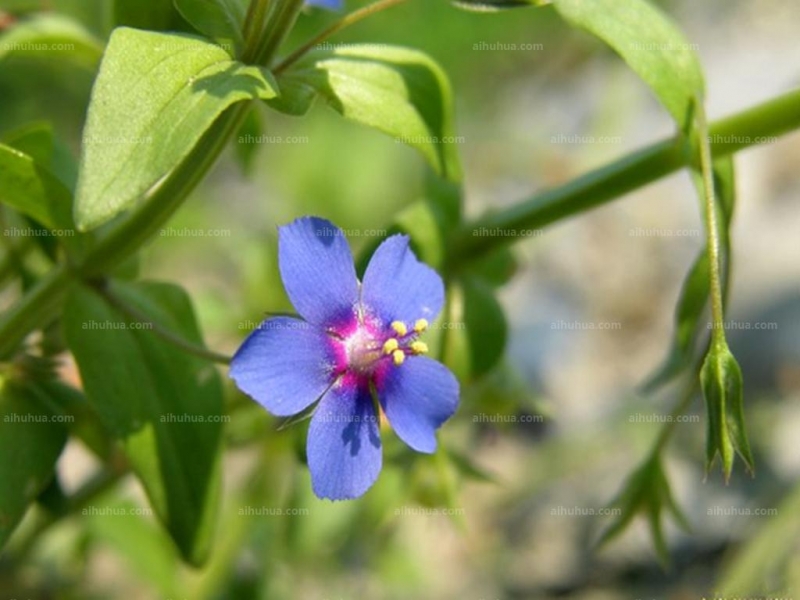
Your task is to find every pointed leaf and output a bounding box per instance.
[270,44,462,180]
[0,143,74,230]
[75,28,278,230]
[63,280,224,565]
[173,0,248,53]
[553,0,704,129]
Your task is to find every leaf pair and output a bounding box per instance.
[599,453,689,566]
[75,29,462,231]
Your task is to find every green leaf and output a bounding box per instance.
[3,121,79,194]
[716,481,800,597]
[63,280,224,565]
[700,341,754,480]
[174,0,248,55]
[0,143,74,231]
[75,28,278,231]
[643,251,708,390]
[38,380,113,460]
[442,278,508,380]
[451,0,545,11]
[270,44,462,181]
[0,381,68,550]
[598,453,689,567]
[0,14,103,71]
[461,277,508,377]
[553,0,704,129]
[2,122,55,169]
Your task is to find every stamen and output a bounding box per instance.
[410,341,428,355]
[382,338,399,355]
[413,318,429,333]
[391,321,408,337]
[392,349,405,366]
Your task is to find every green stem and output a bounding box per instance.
[253,0,305,66]
[1,90,799,360]
[449,87,800,267]
[0,265,72,359]
[242,0,272,63]
[274,0,412,75]
[696,106,727,346]
[95,282,232,365]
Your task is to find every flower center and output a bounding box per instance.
[341,318,430,376]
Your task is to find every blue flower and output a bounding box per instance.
[230,217,460,500]
[305,0,343,10]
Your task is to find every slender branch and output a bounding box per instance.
[95,282,232,365]
[449,87,800,267]
[274,0,412,74]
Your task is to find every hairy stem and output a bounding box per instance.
[696,106,727,346]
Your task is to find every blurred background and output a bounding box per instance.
[1,0,799,598]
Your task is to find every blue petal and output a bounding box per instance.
[379,356,459,453]
[361,235,445,326]
[306,0,342,9]
[307,382,382,500]
[230,317,336,417]
[279,217,359,330]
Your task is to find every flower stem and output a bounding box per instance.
[448,87,800,268]
[695,106,727,347]
[274,0,412,74]
[94,282,232,365]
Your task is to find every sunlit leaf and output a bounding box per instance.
[553,0,704,129]
[75,28,278,230]
[269,44,462,181]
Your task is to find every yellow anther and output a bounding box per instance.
[392,349,406,366]
[391,321,408,337]
[410,341,429,355]
[413,318,429,333]
[382,338,399,355]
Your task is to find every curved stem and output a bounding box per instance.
[95,282,232,365]
[274,0,412,74]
